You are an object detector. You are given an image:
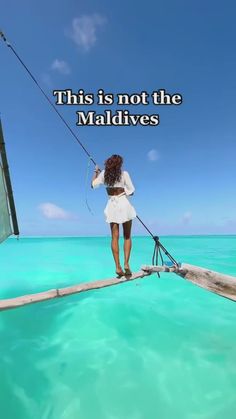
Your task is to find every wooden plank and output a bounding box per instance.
[0,289,58,311]
[58,270,149,296]
[0,270,151,311]
[141,265,178,273]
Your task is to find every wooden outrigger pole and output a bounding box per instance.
[142,264,236,302]
[0,264,235,312]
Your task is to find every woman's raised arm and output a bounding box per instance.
[91,166,104,188]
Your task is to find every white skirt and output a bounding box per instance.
[104,193,136,224]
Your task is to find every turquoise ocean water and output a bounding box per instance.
[0,235,236,419]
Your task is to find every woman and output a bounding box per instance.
[92,154,136,277]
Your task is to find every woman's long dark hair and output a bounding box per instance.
[104,154,123,186]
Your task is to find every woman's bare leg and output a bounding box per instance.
[110,223,122,272]
[123,221,132,270]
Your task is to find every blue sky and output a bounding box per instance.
[1,0,235,236]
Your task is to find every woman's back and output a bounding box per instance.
[93,170,135,196]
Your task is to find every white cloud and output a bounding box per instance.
[182,211,192,224]
[51,59,71,75]
[39,203,74,220]
[147,149,159,162]
[68,14,106,51]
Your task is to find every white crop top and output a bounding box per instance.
[92,170,135,196]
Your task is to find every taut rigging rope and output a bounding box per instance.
[0,30,178,266]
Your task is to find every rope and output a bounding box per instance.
[0,31,95,165]
[85,157,94,215]
[0,30,178,266]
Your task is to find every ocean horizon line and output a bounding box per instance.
[7,234,236,239]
